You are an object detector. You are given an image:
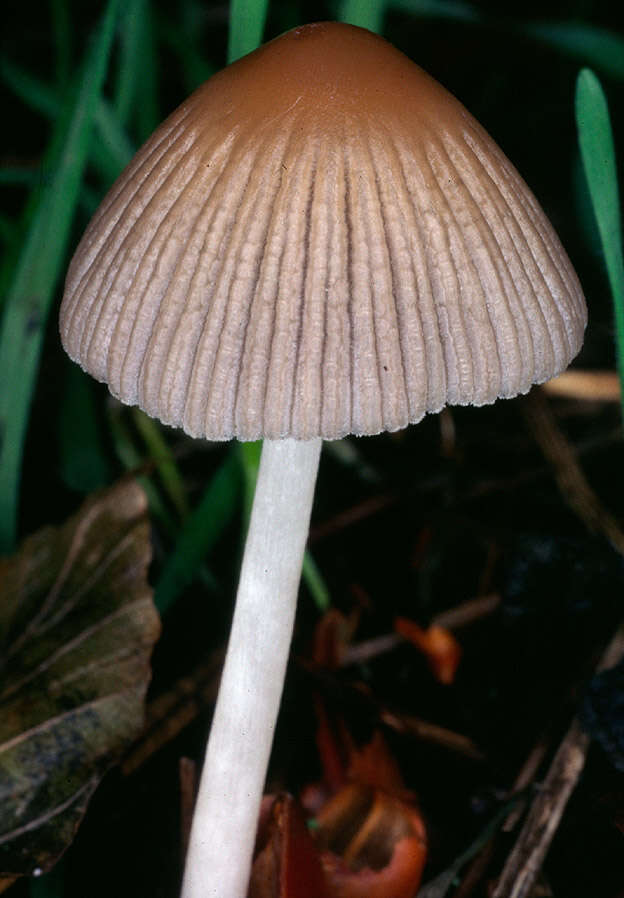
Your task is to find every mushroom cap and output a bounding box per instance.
[60,22,587,441]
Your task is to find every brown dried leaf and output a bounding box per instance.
[249,794,332,898]
[394,619,462,685]
[0,479,160,877]
[316,783,427,898]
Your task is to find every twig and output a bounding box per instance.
[433,593,501,631]
[492,624,624,898]
[300,658,485,761]
[502,730,552,833]
[341,594,501,668]
[522,388,624,554]
[452,839,496,898]
[380,711,485,762]
[122,650,224,775]
[341,632,402,665]
[308,491,398,542]
[543,369,620,402]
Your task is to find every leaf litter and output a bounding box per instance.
[0,478,160,878]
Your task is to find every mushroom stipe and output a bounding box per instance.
[59,22,587,898]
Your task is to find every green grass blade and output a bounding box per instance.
[1,58,132,185]
[338,0,387,33]
[114,0,147,124]
[132,408,189,521]
[107,404,176,535]
[50,0,72,90]
[0,56,58,117]
[385,0,482,25]
[113,0,158,138]
[239,440,263,528]
[227,0,268,63]
[58,365,112,493]
[523,23,624,81]
[0,168,44,186]
[159,25,215,92]
[576,69,624,407]
[156,0,215,92]
[0,215,14,244]
[135,0,159,141]
[382,6,624,79]
[0,0,121,553]
[155,450,242,613]
[93,99,135,176]
[302,552,331,612]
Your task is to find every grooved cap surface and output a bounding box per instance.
[60,22,587,441]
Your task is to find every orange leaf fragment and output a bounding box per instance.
[394,618,462,685]
[315,784,427,898]
[299,610,429,897]
[249,794,332,898]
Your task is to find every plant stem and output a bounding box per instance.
[181,437,322,898]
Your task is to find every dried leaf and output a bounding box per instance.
[394,619,462,685]
[249,793,331,898]
[316,784,427,898]
[0,479,160,876]
[302,611,428,897]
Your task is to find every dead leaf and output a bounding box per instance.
[249,793,332,898]
[316,783,427,898]
[0,479,160,877]
[394,619,462,685]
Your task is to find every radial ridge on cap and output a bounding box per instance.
[60,22,587,441]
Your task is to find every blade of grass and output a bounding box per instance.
[93,100,135,175]
[384,5,624,80]
[523,22,624,81]
[576,69,624,410]
[115,0,148,124]
[385,0,482,24]
[113,0,159,139]
[0,56,58,117]
[1,59,133,184]
[107,403,176,535]
[132,408,189,521]
[0,168,45,186]
[302,552,331,611]
[0,215,14,244]
[0,0,122,552]
[239,440,262,528]
[417,796,522,897]
[338,0,388,33]
[155,450,242,614]
[134,0,159,141]
[58,364,112,493]
[227,0,268,63]
[50,0,72,91]
[157,20,215,92]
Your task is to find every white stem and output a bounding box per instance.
[181,437,322,898]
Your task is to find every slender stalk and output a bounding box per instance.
[181,437,322,898]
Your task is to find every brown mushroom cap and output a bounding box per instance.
[60,22,587,441]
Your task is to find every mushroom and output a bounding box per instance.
[59,22,587,898]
